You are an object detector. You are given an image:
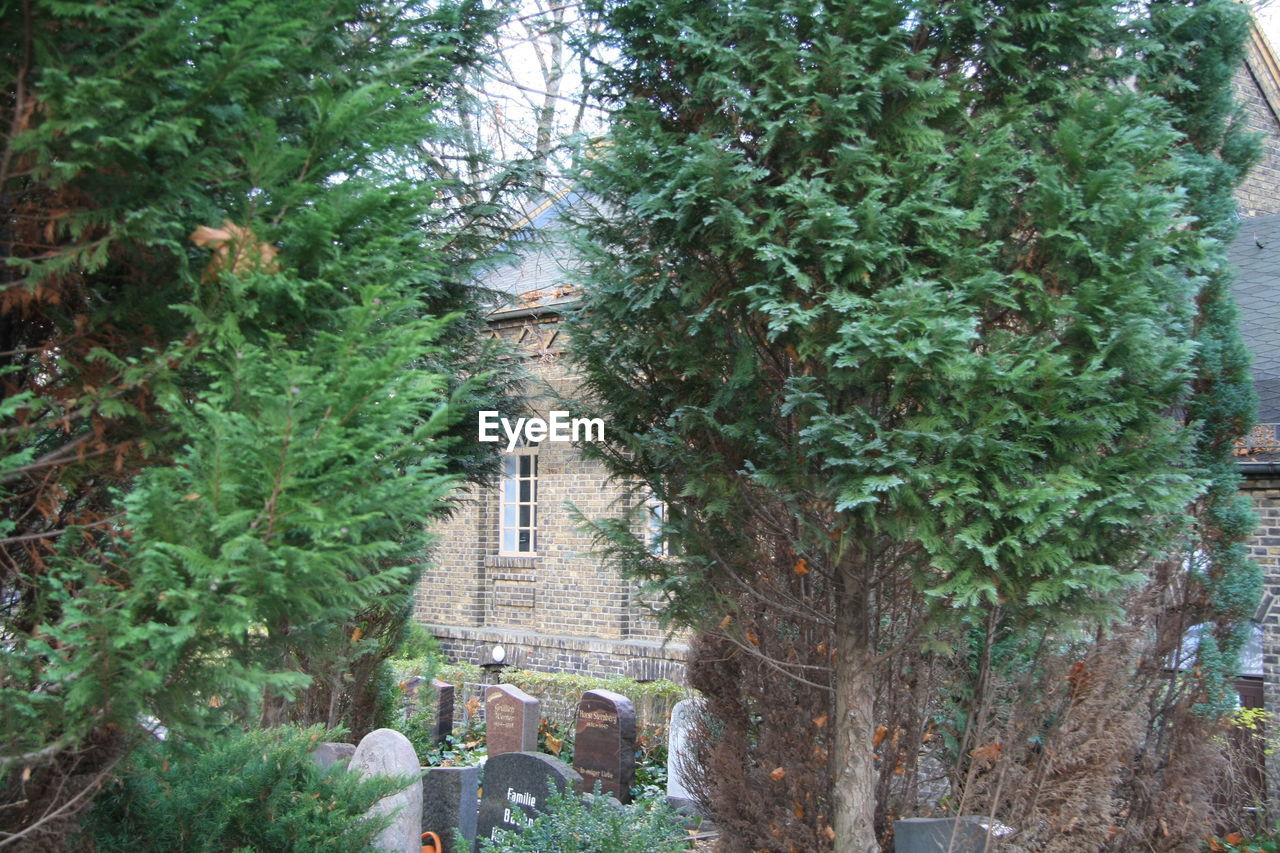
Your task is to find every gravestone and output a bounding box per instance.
[894,816,1009,853]
[484,684,539,757]
[572,688,636,802]
[421,765,478,853]
[666,698,702,811]
[350,728,422,853]
[475,751,582,850]
[310,741,356,771]
[433,678,455,743]
[401,675,425,718]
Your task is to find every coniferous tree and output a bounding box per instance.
[1,0,511,844]
[569,1,1255,849]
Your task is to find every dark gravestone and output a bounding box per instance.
[474,751,582,850]
[484,684,539,757]
[433,678,455,743]
[421,765,478,853]
[310,741,356,771]
[894,817,1007,853]
[572,688,636,803]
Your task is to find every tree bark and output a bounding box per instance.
[832,590,879,853]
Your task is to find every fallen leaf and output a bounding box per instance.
[350,626,363,643]
[812,715,828,729]
[873,725,888,747]
[794,558,809,575]
[769,766,786,781]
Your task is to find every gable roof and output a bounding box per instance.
[477,190,582,320]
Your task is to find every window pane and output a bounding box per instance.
[519,455,532,477]
[519,479,532,502]
[503,505,517,529]
[518,529,531,551]
[503,479,518,502]
[502,529,516,553]
[502,456,518,477]
[520,505,531,528]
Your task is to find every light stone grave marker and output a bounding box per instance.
[350,728,422,853]
[666,698,703,811]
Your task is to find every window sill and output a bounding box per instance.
[486,554,540,570]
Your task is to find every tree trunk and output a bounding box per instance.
[832,597,879,853]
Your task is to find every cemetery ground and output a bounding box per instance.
[66,620,1274,852]
[75,634,1278,852]
[78,638,707,853]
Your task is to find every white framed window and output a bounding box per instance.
[499,444,538,554]
[644,492,667,557]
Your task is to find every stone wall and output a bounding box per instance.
[413,309,689,682]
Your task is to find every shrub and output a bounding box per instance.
[474,784,687,853]
[82,726,409,853]
[396,623,445,662]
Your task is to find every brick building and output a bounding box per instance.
[1232,15,1280,743]
[413,196,689,681]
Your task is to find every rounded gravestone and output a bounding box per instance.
[666,698,703,807]
[475,751,582,849]
[350,728,422,853]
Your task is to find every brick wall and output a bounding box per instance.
[1240,475,1280,803]
[1235,31,1280,216]
[413,310,689,682]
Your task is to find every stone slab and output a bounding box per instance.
[894,816,1003,853]
[422,765,478,853]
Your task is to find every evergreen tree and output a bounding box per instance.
[569,1,1254,849]
[1,0,510,844]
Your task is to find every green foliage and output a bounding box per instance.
[1138,0,1263,715]
[475,783,688,853]
[417,717,488,769]
[568,0,1258,846]
[630,729,669,803]
[1,0,515,841]
[82,725,405,853]
[397,623,446,662]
